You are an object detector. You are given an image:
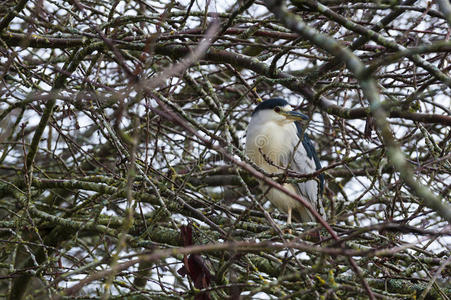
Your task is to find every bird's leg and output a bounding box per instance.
[286,208,293,234]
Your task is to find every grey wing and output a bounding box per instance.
[288,137,326,221]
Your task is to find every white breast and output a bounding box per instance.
[245,109,319,222]
[245,111,297,173]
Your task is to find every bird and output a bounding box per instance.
[245,98,324,225]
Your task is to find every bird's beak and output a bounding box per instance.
[276,110,308,121]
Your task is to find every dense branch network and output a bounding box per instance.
[0,0,449,299]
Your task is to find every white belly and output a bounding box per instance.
[266,184,312,222]
[245,120,314,221]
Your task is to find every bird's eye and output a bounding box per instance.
[274,106,281,113]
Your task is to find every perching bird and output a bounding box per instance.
[245,98,324,224]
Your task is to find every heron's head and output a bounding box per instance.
[251,98,308,125]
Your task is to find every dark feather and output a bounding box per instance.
[252,98,290,115]
[294,121,324,193]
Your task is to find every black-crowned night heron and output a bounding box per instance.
[245,98,324,225]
